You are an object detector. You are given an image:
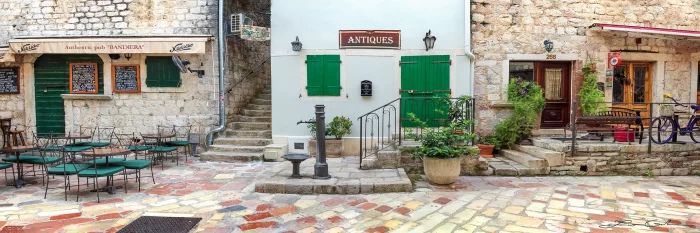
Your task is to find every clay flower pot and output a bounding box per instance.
[423,156,460,185]
[309,139,343,157]
[476,144,495,158]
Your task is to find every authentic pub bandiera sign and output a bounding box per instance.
[339,30,401,49]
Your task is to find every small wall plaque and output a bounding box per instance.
[597,82,605,96]
[361,80,372,96]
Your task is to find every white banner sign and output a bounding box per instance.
[241,25,270,41]
[9,37,209,54]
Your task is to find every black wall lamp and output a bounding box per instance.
[544,40,554,52]
[124,53,133,60]
[292,36,302,51]
[108,54,120,60]
[423,30,436,51]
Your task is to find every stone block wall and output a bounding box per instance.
[0,61,25,130]
[551,144,700,176]
[472,0,700,134]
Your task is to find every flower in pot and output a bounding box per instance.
[406,96,478,185]
[476,135,498,158]
[308,116,353,157]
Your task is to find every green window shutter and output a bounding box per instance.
[146,57,181,87]
[322,55,341,96]
[306,55,324,96]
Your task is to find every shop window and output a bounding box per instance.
[509,62,535,82]
[145,56,181,88]
[306,55,341,96]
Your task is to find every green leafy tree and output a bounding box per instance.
[580,63,606,115]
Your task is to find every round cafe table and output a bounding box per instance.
[81,148,131,194]
[0,145,39,188]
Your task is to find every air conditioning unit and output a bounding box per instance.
[230,13,244,35]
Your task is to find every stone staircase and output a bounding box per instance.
[488,139,565,176]
[201,89,272,162]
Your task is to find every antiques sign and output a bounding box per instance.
[339,30,401,49]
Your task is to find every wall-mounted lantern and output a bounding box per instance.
[544,40,554,52]
[423,30,436,51]
[124,53,133,61]
[292,36,303,51]
[108,54,120,60]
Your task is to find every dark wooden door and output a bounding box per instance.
[537,62,570,128]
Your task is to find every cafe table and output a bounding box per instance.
[0,145,39,188]
[81,148,131,194]
[141,133,176,165]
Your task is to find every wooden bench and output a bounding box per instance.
[566,107,644,144]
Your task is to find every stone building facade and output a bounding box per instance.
[0,0,270,142]
[471,0,700,132]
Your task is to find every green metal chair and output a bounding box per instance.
[68,126,94,146]
[140,132,177,170]
[43,141,91,201]
[85,127,116,148]
[114,134,155,192]
[165,125,191,162]
[1,162,15,186]
[77,147,127,203]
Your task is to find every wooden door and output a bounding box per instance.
[537,62,571,128]
[400,55,450,127]
[612,62,652,124]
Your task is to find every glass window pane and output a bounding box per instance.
[634,66,647,103]
[544,68,562,100]
[509,62,534,82]
[613,65,626,103]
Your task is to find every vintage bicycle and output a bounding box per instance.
[649,96,700,144]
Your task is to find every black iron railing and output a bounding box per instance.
[357,97,476,169]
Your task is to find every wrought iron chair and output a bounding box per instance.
[76,147,127,203]
[86,127,117,148]
[114,133,155,191]
[166,125,191,162]
[140,132,177,170]
[43,135,90,201]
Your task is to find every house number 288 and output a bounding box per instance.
[546,54,557,59]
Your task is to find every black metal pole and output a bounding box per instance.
[313,105,331,179]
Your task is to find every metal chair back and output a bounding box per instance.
[173,125,191,142]
[94,127,117,146]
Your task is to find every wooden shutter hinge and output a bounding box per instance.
[433,60,452,65]
[399,61,417,66]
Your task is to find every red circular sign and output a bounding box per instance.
[610,56,621,67]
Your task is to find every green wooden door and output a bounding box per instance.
[400,55,450,127]
[34,54,104,135]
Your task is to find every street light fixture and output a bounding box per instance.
[292,36,303,51]
[423,30,436,51]
[544,40,554,52]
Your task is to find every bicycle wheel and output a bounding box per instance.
[689,118,700,143]
[650,117,674,144]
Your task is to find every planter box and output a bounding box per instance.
[309,139,343,157]
[423,156,460,185]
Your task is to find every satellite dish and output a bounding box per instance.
[172,56,191,73]
[171,56,206,78]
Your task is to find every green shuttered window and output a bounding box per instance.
[145,57,181,87]
[306,55,341,96]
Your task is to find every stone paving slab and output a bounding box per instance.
[255,157,413,194]
[1,152,700,232]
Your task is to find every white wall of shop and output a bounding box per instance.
[270,0,469,145]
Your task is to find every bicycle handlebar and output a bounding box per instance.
[668,97,687,107]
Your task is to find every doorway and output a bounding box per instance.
[400,55,450,127]
[612,62,652,124]
[537,62,571,128]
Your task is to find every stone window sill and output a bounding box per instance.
[492,101,514,108]
[61,94,113,100]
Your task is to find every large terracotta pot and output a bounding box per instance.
[423,156,460,185]
[309,139,343,157]
[476,144,495,158]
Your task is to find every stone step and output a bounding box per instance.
[200,151,263,163]
[209,145,265,153]
[252,99,271,105]
[513,145,565,166]
[242,109,271,117]
[257,94,271,100]
[224,130,271,138]
[246,104,271,111]
[532,138,571,153]
[500,149,548,168]
[233,115,271,123]
[488,157,549,176]
[230,122,271,130]
[214,137,272,146]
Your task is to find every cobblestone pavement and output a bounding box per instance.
[1,157,700,233]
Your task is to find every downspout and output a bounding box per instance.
[465,0,475,96]
[206,0,226,146]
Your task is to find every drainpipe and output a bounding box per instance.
[465,0,475,96]
[206,0,226,146]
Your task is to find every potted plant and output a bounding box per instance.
[476,135,498,158]
[580,62,606,139]
[408,95,478,185]
[309,116,352,157]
